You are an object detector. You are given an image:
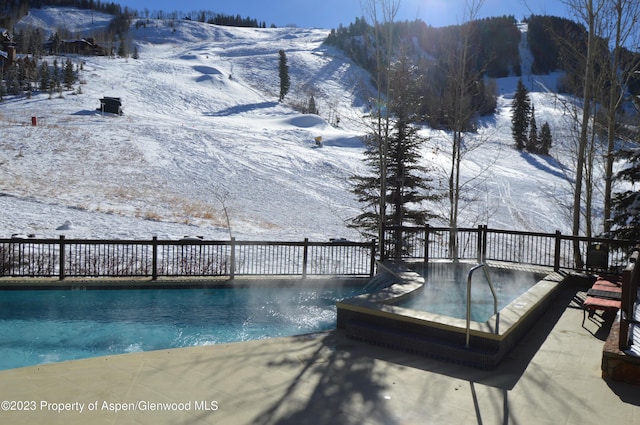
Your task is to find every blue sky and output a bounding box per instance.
[115,1,570,29]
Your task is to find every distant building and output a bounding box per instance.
[98,97,123,115]
[0,28,10,45]
[0,28,16,66]
[58,38,108,56]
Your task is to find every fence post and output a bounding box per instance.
[370,239,377,277]
[380,222,386,261]
[477,225,483,263]
[554,230,562,272]
[230,237,236,280]
[394,225,402,260]
[58,235,65,281]
[424,224,430,264]
[302,238,309,279]
[152,236,158,280]
[482,225,488,263]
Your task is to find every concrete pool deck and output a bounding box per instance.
[0,286,639,425]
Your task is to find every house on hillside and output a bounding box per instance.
[98,97,123,115]
[0,28,16,66]
[0,28,11,47]
[47,37,108,56]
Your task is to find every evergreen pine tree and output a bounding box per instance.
[52,59,60,91]
[539,122,552,155]
[612,147,640,240]
[278,49,290,102]
[39,60,50,92]
[350,135,385,239]
[307,95,318,115]
[63,58,75,91]
[527,105,539,152]
[118,40,127,58]
[350,56,440,256]
[6,67,20,95]
[511,79,531,151]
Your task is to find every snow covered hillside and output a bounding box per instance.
[0,8,594,241]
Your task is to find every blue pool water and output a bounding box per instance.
[0,285,365,371]
[398,264,541,321]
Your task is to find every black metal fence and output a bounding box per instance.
[1,226,634,280]
[0,237,377,280]
[383,225,635,272]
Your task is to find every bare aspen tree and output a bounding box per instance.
[602,0,640,235]
[444,0,485,260]
[563,0,640,266]
[362,0,400,256]
[213,185,233,240]
[564,0,605,268]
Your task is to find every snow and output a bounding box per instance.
[15,7,114,36]
[0,8,616,241]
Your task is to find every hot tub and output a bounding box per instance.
[337,261,566,369]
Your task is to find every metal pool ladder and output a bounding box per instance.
[466,263,498,348]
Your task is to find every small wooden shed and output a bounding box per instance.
[98,97,123,115]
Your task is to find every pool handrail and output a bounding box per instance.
[466,263,498,348]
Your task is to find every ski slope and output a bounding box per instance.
[0,8,609,241]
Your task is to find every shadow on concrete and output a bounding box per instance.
[606,379,640,406]
[251,332,400,425]
[244,288,577,424]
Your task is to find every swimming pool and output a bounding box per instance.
[0,285,365,370]
[337,261,565,368]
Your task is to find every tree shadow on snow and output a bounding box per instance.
[320,136,363,148]
[206,101,278,117]
[520,151,571,181]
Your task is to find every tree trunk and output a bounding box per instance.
[572,0,596,269]
[364,0,399,258]
[604,0,623,236]
[448,2,477,261]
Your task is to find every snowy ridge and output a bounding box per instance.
[15,7,114,36]
[1,8,595,241]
